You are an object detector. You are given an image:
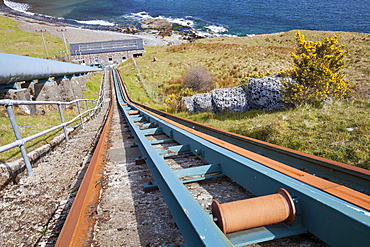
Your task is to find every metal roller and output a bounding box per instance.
[212,188,296,234]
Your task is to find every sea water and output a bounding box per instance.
[2,0,370,36]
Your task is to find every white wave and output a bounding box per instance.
[160,16,194,27]
[76,20,115,26]
[128,11,152,21]
[126,12,194,27]
[4,0,34,15]
[205,25,228,34]
[125,11,235,37]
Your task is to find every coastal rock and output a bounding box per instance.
[141,18,172,31]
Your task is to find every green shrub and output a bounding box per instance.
[280,31,348,106]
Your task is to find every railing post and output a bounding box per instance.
[85,100,91,120]
[57,103,69,143]
[94,100,98,118]
[76,101,84,129]
[5,102,34,175]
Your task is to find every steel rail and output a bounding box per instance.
[55,69,113,246]
[113,70,233,246]
[0,96,104,175]
[118,83,370,194]
[115,69,370,209]
[113,69,370,246]
[114,70,370,194]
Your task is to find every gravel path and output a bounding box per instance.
[0,78,111,246]
[92,98,184,246]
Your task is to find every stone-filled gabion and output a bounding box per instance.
[182,76,284,113]
[245,76,283,111]
[192,93,213,112]
[182,96,195,113]
[212,86,249,113]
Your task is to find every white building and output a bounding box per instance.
[70,39,144,66]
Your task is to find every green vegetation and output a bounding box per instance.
[0,13,368,168]
[280,31,348,105]
[120,30,369,102]
[177,101,369,169]
[118,30,370,169]
[84,73,104,99]
[0,72,103,162]
[0,16,66,58]
[0,107,67,162]
[0,16,103,162]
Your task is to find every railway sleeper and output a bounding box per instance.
[112,69,370,247]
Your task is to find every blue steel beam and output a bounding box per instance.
[132,101,370,194]
[0,53,101,85]
[149,111,370,246]
[114,73,233,246]
[113,70,370,246]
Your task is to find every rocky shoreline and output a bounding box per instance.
[0,7,194,46]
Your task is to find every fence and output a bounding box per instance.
[131,58,164,103]
[0,70,107,176]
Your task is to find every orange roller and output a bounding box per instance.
[212,188,296,234]
[128,110,139,115]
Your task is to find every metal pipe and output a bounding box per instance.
[5,103,34,175]
[76,102,84,129]
[58,103,69,143]
[0,98,102,175]
[85,101,91,120]
[0,53,101,85]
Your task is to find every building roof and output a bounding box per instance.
[70,39,144,56]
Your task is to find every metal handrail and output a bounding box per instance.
[0,70,107,175]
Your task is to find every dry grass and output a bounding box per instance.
[118,30,370,169]
[125,30,369,101]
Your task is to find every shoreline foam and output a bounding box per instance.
[0,5,190,47]
[1,0,233,38]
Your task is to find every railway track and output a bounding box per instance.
[57,69,370,246]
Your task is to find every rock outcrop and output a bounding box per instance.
[141,18,173,36]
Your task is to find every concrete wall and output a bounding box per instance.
[0,73,92,115]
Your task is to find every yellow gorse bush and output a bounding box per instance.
[164,88,195,113]
[280,31,348,105]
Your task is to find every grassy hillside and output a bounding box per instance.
[120,30,369,102]
[0,72,103,162]
[118,30,370,169]
[0,16,66,58]
[0,16,103,162]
